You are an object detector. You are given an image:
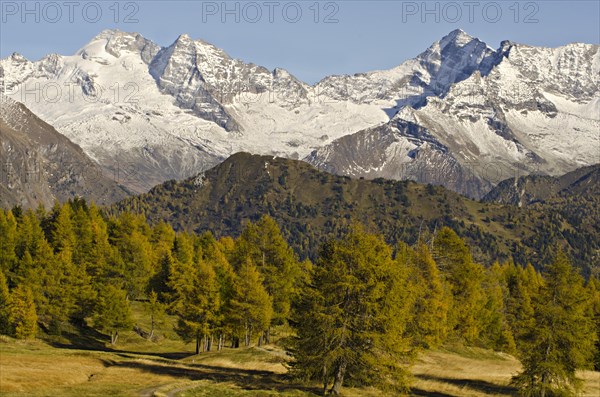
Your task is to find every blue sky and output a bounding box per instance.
[1,1,599,84]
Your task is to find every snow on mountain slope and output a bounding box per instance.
[0,30,396,192]
[1,29,598,197]
[307,39,600,198]
[0,98,130,207]
[314,29,498,109]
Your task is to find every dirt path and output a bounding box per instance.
[139,382,203,397]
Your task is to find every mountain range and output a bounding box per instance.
[2,29,598,198]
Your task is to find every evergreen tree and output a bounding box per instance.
[479,263,516,352]
[234,216,303,329]
[8,285,37,339]
[433,227,486,343]
[512,250,597,397]
[0,210,17,276]
[291,227,414,395]
[0,271,11,335]
[200,232,238,350]
[169,253,222,354]
[93,285,133,345]
[405,243,450,349]
[503,262,537,352]
[150,222,176,257]
[148,250,176,300]
[587,277,600,370]
[85,204,114,279]
[228,258,273,348]
[108,214,154,298]
[48,203,76,254]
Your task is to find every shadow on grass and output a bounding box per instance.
[415,374,516,396]
[113,359,322,395]
[44,324,194,360]
[409,388,455,397]
[44,323,109,351]
[42,327,319,394]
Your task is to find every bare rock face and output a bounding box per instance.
[0,98,130,208]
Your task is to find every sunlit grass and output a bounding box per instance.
[1,324,598,397]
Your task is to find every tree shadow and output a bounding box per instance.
[45,325,194,360]
[112,359,322,395]
[45,324,110,351]
[409,388,455,397]
[415,374,516,395]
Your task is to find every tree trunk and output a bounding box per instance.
[265,327,271,344]
[150,314,155,340]
[245,326,252,347]
[541,372,547,397]
[330,361,347,395]
[322,363,329,396]
[218,334,222,351]
[195,333,200,355]
[111,330,118,345]
[540,342,551,397]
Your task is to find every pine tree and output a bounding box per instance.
[433,227,486,343]
[8,285,37,339]
[93,285,133,345]
[172,233,195,268]
[228,258,273,348]
[405,243,450,349]
[479,263,516,352]
[291,227,414,395]
[48,203,76,254]
[200,232,238,350]
[0,271,11,335]
[150,222,176,257]
[109,213,154,298]
[0,210,17,276]
[587,277,600,370]
[234,216,303,330]
[503,262,537,352]
[169,253,222,354]
[85,204,114,279]
[148,250,176,300]
[512,250,597,397]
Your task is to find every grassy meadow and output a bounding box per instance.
[1,301,598,397]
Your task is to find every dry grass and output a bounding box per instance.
[0,338,183,397]
[411,347,520,396]
[0,339,104,393]
[1,336,599,397]
[579,370,600,397]
[182,346,288,374]
[412,346,600,397]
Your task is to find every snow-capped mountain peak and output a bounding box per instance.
[9,52,28,63]
[438,28,478,47]
[1,29,598,198]
[76,29,159,65]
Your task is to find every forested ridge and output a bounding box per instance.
[0,199,598,396]
[109,153,600,276]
